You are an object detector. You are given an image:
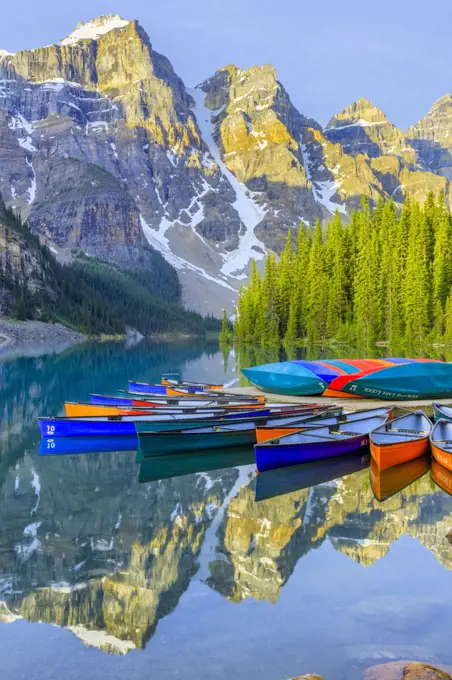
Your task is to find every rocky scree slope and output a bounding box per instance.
[1,17,452,314]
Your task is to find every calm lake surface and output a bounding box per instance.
[1,340,452,680]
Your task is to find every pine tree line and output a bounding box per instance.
[234,194,452,351]
[0,208,221,337]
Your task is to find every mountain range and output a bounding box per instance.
[1,15,452,315]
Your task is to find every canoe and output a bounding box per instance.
[327,362,452,400]
[370,455,430,501]
[164,386,246,398]
[255,452,371,501]
[430,419,452,472]
[90,393,264,408]
[127,381,168,395]
[39,405,307,438]
[137,421,259,457]
[254,414,389,472]
[39,436,137,455]
[369,411,431,470]
[161,378,224,391]
[255,406,393,444]
[65,403,160,417]
[65,402,265,418]
[242,361,330,395]
[432,403,452,422]
[138,447,254,481]
[137,408,338,457]
[431,459,452,495]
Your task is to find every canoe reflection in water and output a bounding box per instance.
[370,455,430,502]
[138,446,255,483]
[39,436,138,455]
[255,452,371,502]
[431,458,452,496]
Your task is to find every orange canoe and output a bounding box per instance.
[65,403,155,417]
[369,410,431,470]
[431,459,452,495]
[161,378,224,390]
[370,455,430,501]
[430,420,452,472]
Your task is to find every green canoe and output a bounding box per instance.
[137,421,258,457]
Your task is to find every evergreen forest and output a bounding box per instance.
[234,195,452,351]
[0,207,220,337]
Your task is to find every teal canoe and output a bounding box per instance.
[138,446,255,480]
[137,421,258,457]
[432,403,452,422]
[334,362,452,400]
[242,361,328,396]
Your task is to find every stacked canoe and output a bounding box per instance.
[242,358,452,400]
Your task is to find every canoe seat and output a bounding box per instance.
[387,427,429,435]
[330,430,359,437]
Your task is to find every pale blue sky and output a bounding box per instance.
[1,0,451,128]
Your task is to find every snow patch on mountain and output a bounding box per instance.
[301,141,347,215]
[140,215,236,292]
[61,15,130,45]
[190,87,267,277]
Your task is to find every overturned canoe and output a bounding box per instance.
[243,358,450,400]
[430,420,452,472]
[369,411,431,470]
[242,361,330,396]
[255,406,393,444]
[327,362,452,400]
[255,414,389,472]
[370,455,430,502]
[255,452,370,501]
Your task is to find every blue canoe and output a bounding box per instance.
[38,408,274,437]
[255,414,389,472]
[128,381,167,395]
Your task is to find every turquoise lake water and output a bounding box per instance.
[0,340,451,680]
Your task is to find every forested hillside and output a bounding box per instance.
[234,194,452,349]
[0,203,220,336]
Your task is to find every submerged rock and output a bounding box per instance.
[364,661,452,680]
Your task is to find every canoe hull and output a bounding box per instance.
[128,381,168,395]
[39,410,272,437]
[242,362,327,396]
[431,443,452,472]
[138,429,257,457]
[255,434,370,472]
[370,437,430,471]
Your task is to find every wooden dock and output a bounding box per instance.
[224,386,450,412]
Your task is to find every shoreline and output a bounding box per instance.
[0,319,86,359]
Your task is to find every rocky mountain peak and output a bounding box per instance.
[60,15,131,45]
[406,93,452,179]
[327,98,389,130]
